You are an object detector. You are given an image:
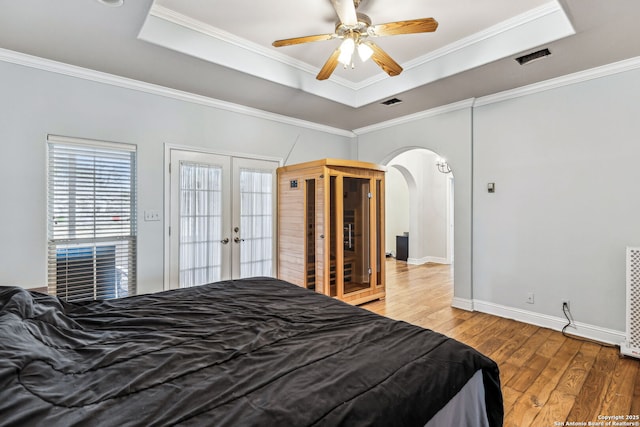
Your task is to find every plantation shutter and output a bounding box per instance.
[47,135,137,301]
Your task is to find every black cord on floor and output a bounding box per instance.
[561,302,617,348]
[561,302,575,336]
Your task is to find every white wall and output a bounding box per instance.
[473,67,640,334]
[385,167,409,256]
[0,61,352,294]
[356,106,474,301]
[3,51,639,342]
[358,64,640,340]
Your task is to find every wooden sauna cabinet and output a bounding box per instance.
[277,159,386,305]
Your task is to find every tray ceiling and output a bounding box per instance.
[1,0,640,130]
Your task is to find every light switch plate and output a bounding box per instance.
[144,210,161,221]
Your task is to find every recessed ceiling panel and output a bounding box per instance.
[154,0,549,82]
[155,0,551,82]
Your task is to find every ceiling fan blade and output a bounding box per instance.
[330,0,358,26]
[365,41,403,76]
[273,33,335,47]
[370,18,438,37]
[316,48,341,80]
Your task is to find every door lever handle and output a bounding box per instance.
[234,237,245,243]
[221,238,230,244]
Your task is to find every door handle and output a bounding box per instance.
[221,238,230,244]
[234,237,245,243]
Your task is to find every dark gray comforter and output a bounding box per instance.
[0,278,502,426]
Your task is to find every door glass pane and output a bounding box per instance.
[179,162,222,287]
[376,179,384,286]
[239,168,273,278]
[305,179,316,290]
[329,176,337,297]
[343,177,370,295]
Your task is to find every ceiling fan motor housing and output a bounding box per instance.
[335,13,372,39]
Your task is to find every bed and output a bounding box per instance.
[0,277,503,426]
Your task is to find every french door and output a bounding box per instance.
[167,149,278,289]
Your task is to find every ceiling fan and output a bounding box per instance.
[272,0,438,80]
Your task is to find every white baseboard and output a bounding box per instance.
[473,299,625,346]
[451,297,474,311]
[407,256,450,265]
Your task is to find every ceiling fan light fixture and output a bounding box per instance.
[337,37,355,65]
[273,1,438,80]
[357,42,373,62]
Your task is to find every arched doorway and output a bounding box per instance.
[385,149,454,266]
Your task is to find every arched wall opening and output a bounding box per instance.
[385,149,454,266]
[355,104,473,308]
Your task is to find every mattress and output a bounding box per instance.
[0,277,503,426]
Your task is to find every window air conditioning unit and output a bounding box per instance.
[56,245,117,302]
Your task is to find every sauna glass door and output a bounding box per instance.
[342,177,371,295]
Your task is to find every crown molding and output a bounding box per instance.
[354,1,572,91]
[0,47,355,138]
[406,1,570,71]
[148,4,357,90]
[353,99,475,135]
[354,53,640,134]
[353,1,574,106]
[3,45,638,139]
[139,6,358,107]
[475,55,640,107]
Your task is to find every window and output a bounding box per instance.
[47,135,137,301]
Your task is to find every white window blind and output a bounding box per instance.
[47,135,137,302]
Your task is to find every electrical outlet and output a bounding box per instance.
[526,292,535,304]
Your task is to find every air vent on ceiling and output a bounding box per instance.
[515,48,551,65]
[381,97,403,106]
[96,0,124,6]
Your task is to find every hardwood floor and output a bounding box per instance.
[361,259,640,426]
